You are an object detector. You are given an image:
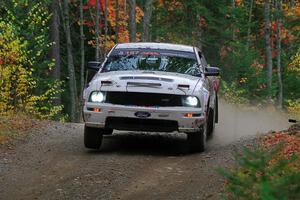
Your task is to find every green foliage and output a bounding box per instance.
[220,42,268,101]
[1,1,53,88]
[219,145,300,200]
[151,0,226,51]
[287,99,300,120]
[151,0,300,110]
[220,81,249,105]
[284,49,300,100]
[0,20,62,119]
[283,49,300,117]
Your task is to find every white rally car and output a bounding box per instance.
[83,43,219,152]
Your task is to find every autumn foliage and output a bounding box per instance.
[261,126,300,169]
[84,0,143,51]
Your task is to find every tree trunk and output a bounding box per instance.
[104,0,108,56]
[80,0,85,92]
[264,0,273,101]
[276,0,283,108]
[50,0,61,105]
[197,14,202,50]
[79,0,85,120]
[232,0,236,40]
[95,0,101,61]
[290,0,295,8]
[142,0,153,42]
[246,0,254,50]
[115,0,119,43]
[124,0,127,16]
[62,0,78,122]
[128,0,136,42]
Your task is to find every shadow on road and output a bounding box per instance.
[87,132,192,156]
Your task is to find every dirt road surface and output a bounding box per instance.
[0,102,288,200]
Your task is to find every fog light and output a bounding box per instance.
[184,113,193,118]
[184,113,202,117]
[93,108,101,112]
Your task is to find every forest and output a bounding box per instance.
[0,0,299,122]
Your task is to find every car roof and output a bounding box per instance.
[115,42,195,53]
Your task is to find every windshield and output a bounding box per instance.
[102,48,201,76]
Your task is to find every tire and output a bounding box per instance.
[84,126,104,149]
[187,123,207,153]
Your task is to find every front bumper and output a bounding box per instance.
[83,103,205,133]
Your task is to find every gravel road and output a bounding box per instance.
[0,102,288,200]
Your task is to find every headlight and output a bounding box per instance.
[89,91,105,103]
[182,96,200,107]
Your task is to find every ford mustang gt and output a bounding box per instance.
[83,42,220,152]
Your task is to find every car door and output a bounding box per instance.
[197,50,216,109]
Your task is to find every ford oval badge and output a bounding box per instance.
[135,111,151,118]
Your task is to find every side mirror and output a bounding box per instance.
[87,61,101,71]
[289,119,297,123]
[85,61,102,87]
[204,67,220,76]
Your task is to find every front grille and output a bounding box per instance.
[105,92,183,107]
[105,117,178,132]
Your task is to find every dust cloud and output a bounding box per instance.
[210,100,289,146]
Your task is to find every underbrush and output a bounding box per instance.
[287,99,300,120]
[0,115,42,145]
[219,124,300,199]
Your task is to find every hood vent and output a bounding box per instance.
[120,76,173,82]
[101,80,113,85]
[127,82,162,88]
[178,84,190,89]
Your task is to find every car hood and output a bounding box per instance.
[86,71,202,96]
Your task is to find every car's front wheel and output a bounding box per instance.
[84,126,104,149]
[187,123,207,153]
